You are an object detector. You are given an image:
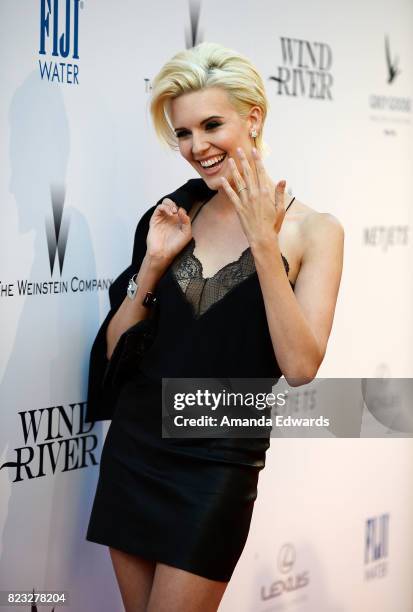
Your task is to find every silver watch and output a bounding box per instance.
[127,273,138,300]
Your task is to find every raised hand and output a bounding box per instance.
[146,198,192,268]
[220,146,287,247]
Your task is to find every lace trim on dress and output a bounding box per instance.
[171,238,291,318]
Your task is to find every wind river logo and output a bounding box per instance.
[0,402,98,482]
[269,37,334,100]
[38,0,83,84]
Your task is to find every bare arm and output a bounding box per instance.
[220,146,344,387]
[252,212,344,385]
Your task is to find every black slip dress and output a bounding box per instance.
[85,179,295,582]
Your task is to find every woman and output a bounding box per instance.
[85,42,344,611]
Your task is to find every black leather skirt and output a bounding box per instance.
[85,371,269,582]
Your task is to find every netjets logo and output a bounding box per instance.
[385,35,400,84]
[45,184,70,276]
[185,0,203,48]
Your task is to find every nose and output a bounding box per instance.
[191,130,209,157]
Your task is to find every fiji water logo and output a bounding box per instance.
[38,0,83,84]
[364,513,389,580]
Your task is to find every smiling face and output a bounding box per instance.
[169,87,261,191]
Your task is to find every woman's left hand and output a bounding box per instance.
[220,147,287,247]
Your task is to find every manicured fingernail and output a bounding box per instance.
[237,147,243,155]
[252,147,258,156]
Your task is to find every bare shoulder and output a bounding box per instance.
[288,196,344,247]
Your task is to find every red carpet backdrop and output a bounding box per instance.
[0,1,412,611]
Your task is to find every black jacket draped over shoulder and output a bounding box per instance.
[84,179,215,424]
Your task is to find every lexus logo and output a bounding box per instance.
[277,542,296,574]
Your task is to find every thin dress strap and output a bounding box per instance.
[192,194,295,222]
[190,198,210,224]
[285,196,295,212]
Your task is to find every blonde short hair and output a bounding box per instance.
[150,42,269,152]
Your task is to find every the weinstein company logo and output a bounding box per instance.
[144,0,204,94]
[38,0,83,84]
[269,38,333,100]
[260,543,309,601]
[364,513,389,580]
[369,36,411,115]
[185,0,203,49]
[0,184,112,298]
[46,184,69,276]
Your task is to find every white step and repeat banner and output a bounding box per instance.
[1,1,413,611]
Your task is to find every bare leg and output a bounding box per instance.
[109,547,156,612]
[147,562,229,612]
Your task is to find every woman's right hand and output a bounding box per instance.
[145,198,192,269]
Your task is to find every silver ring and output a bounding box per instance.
[237,187,248,195]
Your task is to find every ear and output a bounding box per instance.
[247,105,263,133]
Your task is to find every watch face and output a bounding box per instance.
[127,278,137,299]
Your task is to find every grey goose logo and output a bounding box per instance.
[385,35,400,84]
[185,0,203,48]
[368,35,411,115]
[45,184,70,276]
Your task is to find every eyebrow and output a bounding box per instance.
[174,115,224,133]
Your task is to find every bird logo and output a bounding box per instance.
[385,35,401,84]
